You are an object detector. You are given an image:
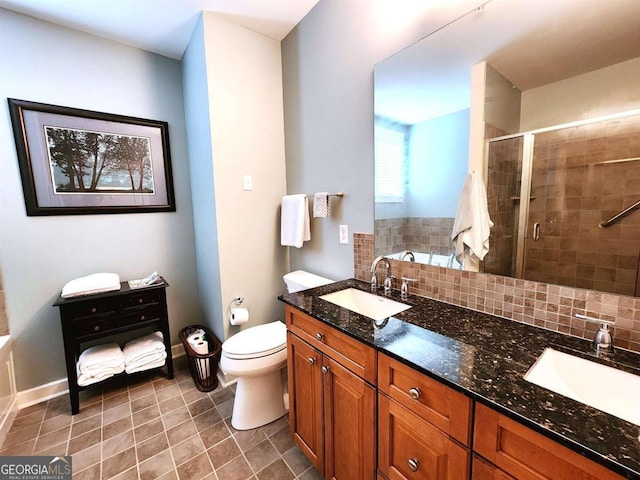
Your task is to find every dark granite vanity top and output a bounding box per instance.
[279,278,640,480]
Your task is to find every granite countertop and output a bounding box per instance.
[279,278,640,480]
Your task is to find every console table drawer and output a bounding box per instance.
[73,308,161,337]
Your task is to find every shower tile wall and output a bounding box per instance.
[355,232,640,354]
[374,217,454,257]
[526,116,640,296]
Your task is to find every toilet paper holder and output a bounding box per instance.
[227,297,244,323]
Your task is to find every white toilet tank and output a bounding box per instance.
[284,270,334,293]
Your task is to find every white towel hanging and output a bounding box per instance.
[281,194,311,248]
[451,171,494,264]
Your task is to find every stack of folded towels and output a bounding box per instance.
[77,343,125,387]
[123,331,167,374]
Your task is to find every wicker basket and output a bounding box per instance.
[178,325,222,392]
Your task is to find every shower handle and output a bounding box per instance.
[532,223,541,241]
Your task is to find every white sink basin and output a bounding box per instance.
[319,288,411,321]
[524,348,640,426]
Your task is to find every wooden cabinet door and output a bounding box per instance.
[378,394,470,480]
[288,332,324,473]
[323,356,377,480]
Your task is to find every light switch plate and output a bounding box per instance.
[242,175,253,191]
[339,225,349,244]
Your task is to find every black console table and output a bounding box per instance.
[53,278,174,414]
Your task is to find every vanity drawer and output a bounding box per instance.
[285,306,377,384]
[378,394,470,480]
[63,298,117,318]
[473,403,626,480]
[378,353,472,446]
[73,308,161,338]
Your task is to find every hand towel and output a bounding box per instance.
[313,192,330,218]
[281,194,311,248]
[77,365,118,387]
[77,343,125,374]
[451,171,494,264]
[123,331,165,365]
[62,273,121,298]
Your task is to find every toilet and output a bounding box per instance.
[220,270,333,430]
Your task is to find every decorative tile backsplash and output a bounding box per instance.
[355,232,640,353]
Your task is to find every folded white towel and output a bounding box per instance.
[451,171,494,264]
[125,352,167,374]
[123,331,165,365]
[281,194,311,248]
[62,273,121,298]
[78,343,125,374]
[77,366,118,387]
[313,192,330,218]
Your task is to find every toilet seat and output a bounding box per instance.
[222,321,286,360]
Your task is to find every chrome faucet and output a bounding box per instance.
[370,255,392,292]
[400,250,415,262]
[575,314,615,355]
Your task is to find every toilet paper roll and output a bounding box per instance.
[230,308,249,325]
[192,340,209,379]
[187,329,205,346]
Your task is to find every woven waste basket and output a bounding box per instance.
[179,325,222,392]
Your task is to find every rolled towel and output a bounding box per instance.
[62,273,121,298]
[125,352,167,373]
[123,331,165,366]
[78,343,125,375]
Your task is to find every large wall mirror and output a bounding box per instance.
[374,0,640,296]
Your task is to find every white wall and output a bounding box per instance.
[282,0,486,280]
[0,9,200,391]
[520,57,640,131]
[184,13,288,341]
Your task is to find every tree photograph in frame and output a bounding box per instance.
[8,99,176,216]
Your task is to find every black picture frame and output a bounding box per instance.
[8,98,176,216]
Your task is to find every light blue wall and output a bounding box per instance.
[0,9,200,391]
[182,17,224,341]
[282,0,482,280]
[407,109,469,218]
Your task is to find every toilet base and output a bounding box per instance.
[231,370,287,430]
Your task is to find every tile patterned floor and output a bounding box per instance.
[0,357,323,480]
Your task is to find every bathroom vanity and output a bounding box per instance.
[279,279,640,480]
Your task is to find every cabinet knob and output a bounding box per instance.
[316,332,324,341]
[407,458,419,472]
[138,298,144,304]
[308,357,316,365]
[321,366,329,374]
[140,315,146,321]
[408,387,422,400]
[93,325,100,332]
[91,307,97,313]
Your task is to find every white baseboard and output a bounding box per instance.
[16,344,186,410]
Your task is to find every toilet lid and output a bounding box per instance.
[222,321,286,359]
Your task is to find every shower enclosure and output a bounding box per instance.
[484,111,640,296]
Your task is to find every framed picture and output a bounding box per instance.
[8,99,176,216]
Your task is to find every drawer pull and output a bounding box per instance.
[93,325,100,332]
[321,366,329,374]
[408,387,422,400]
[138,298,144,304]
[140,315,146,321]
[407,458,419,472]
[308,357,316,365]
[91,307,97,313]
[316,332,324,341]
